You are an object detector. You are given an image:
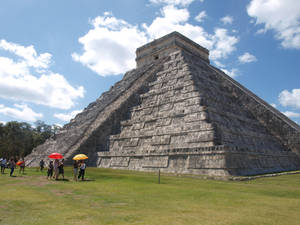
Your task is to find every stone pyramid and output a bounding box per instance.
[26,32,300,176]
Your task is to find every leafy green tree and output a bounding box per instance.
[0,121,60,159]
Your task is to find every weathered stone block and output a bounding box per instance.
[142,156,169,168]
[110,157,130,167]
[152,135,171,145]
[123,138,139,147]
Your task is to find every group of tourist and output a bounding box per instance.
[0,157,25,176]
[0,157,87,181]
[44,158,65,180]
[43,159,86,181]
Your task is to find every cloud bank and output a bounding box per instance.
[283,111,300,118]
[279,89,300,109]
[238,52,257,64]
[247,0,300,49]
[195,11,207,23]
[149,0,195,6]
[0,104,43,122]
[220,16,233,25]
[54,109,83,122]
[73,5,239,77]
[72,13,147,76]
[0,40,84,110]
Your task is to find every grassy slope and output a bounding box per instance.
[0,167,299,225]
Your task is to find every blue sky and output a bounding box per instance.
[0,0,300,126]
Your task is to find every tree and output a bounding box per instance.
[0,121,60,159]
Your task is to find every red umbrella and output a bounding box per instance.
[16,161,24,166]
[48,152,63,159]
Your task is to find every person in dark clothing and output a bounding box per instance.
[78,160,86,181]
[19,159,25,174]
[58,159,64,180]
[47,161,54,180]
[73,160,79,181]
[9,158,16,177]
[39,159,45,172]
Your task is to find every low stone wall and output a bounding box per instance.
[97,145,300,176]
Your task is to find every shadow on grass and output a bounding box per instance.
[54,178,70,182]
[53,178,96,182]
[78,179,96,182]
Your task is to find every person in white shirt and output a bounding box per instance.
[1,158,7,174]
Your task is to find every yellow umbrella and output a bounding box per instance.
[73,154,88,160]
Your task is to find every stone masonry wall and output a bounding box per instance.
[98,146,300,176]
[208,65,300,156]
[183,51,288,153]
[107,50,218,156]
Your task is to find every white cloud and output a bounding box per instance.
[74,6,239,76]
[270,103,277,108]
[144,5,194,38]
[213,61,225,68]
[195,11,207,23]
[279,89,300,108]
[214,60,238,78]
[221,68,239,78]
[238,52,257,64]
[283,111,300,118]
[0,40,84,109]
[144,5,238,60]
[247,0,300,49]
[72,13,148,76]
[0,121,6,125]
[209,28,238,60]
[221,16,233,25]
[54,109,83,122]
[256,28,267,34]
[0,104,43,122]
[0,40,52,70]
[53,123,63,128]
[149,0,195,6]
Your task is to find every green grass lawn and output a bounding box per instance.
[0,167,299,225]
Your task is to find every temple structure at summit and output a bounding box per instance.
[26,32,300,176]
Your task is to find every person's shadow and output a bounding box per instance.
[78,179,95,182]
[55,178,70,182]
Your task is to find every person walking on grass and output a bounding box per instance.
[78,160,86,181]
[47,161,53,180]
[1,158,7,174]
[58,159,65,180]
[73,160,79,181]
[19,159,25,174]
[53,159,59,180]
[9,158,16,177]
[39,159,45,172]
